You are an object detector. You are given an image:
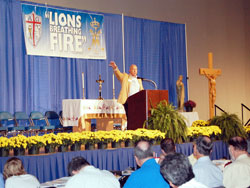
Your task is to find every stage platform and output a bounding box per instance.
[0,141,229,183]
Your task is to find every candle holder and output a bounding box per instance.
[96,74,104,100]
[82,72,85,99]
[113,88,115,99]
[83,88,85,99]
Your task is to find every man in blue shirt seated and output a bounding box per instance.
[193,135,223,187]
[123,140,170,188]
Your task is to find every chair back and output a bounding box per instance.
[59,111,63,118]
[45,111,59,119]
[30,111,48,127]
[0,112,15,134]
[30,111,45,120]
[0,111,14,121]
[14,112,31,127]
[0,111,14,127]
[14,112,30,120]
[45,111,64,130]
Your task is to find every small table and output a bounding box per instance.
[62,99,126,131]
[40,176,69,187]
[180,112,199,127]
[40,171,130,188]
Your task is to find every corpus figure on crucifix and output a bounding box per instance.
[199,52,221,119]
[203,71,217,107]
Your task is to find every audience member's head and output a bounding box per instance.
[193,135,213,158]
[247,137,250,154]
[160,153,194,188]
[228,136,248,161]
[160,138,176,155]
[3,157,26,180]
[134,140,154,166]
[67,156,90,176]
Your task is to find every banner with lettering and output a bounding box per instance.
[21,4,106,59]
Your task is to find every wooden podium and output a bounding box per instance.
[127,90,168,130]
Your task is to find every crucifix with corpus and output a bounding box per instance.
[199,52,221,119]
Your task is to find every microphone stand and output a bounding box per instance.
[141,78,157,90]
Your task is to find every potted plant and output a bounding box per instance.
[131,128,165,145]
[191,120,209,127]
[184,100,196,112]
[0,137,12,157]
[84,131,97,150]
[145,100,187,143]
[109,130,126,148]
[187,126,221,141]
[123,130,135,147]
[68,132,83,151]
[95,131,113,149]
[56,133,72,152]
[9,135,28,156]
[43,133,58,153]
[209,112,247,141]
[26,136,45,155]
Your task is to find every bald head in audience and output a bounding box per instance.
[134,140,154,166]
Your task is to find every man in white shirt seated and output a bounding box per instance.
[65,156,120,188]
[160,153,208,188]
[223,136,250,188]
[192,135,223,187]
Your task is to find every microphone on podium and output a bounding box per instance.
[137,76,157,90]
[137,77,144,80]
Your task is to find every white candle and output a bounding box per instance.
[113,73,115,90]
[82,72,84,89]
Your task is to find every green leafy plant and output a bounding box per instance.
[209,112,247,141]
[144,100,187,143]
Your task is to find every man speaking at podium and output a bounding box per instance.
[109,61,144,118]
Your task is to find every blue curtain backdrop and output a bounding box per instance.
[0,0,187,114]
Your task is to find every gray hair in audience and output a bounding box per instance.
[160,138,175,155]
[67,156,90,176]
[195,135,213,155]
[160,153,194,186]
[228,136,247,151]
[134,140,154,160]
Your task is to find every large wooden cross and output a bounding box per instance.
[199,52,221,119]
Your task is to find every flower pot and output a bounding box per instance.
[0,148,9,157]
[70,143,81,151]
[45,145,56,153]
[13,147,25,156]
[85,143,95,150]
[58,145,69,152]
[97,142,108,149]
[111,141,121,148]
[124,140,133,147]
[185,106,193,112]
[28,146,40,155]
